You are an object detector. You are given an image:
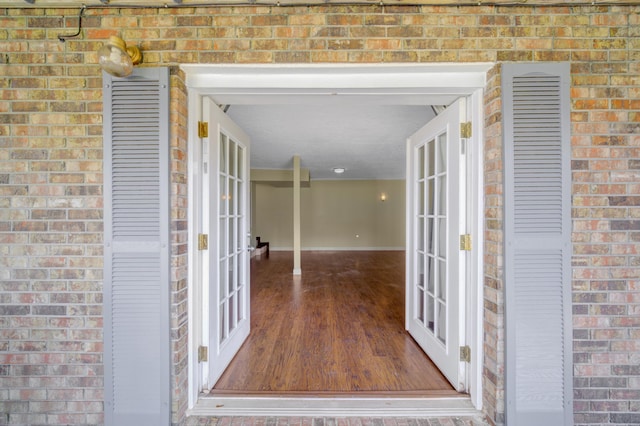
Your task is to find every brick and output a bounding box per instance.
[612,220,640,230]
[0,305,30,316]
[609,196,640,206]
[612,365,640,375]
[251,15,288,26]
[574,413,610,424]
[31,305,66,316]
[611,413,640,423]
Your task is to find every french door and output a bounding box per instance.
[202,98,251,387]
[406,98,467,391]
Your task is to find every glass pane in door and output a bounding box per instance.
[229,179,236,216]
[219,218,226,258]
[220,134,227,173]
[219,175,227,216]
[219,259,226,300]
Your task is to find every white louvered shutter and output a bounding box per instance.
[103,68,170,426]
[503,63,573,425]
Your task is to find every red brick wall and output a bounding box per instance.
[1,5,639,425]
[483,63,504,426]
[169,69,190,425]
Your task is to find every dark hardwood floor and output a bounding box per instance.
[213,251,456,395]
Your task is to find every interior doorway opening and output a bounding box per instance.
[185,64,489,417]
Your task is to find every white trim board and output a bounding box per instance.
[181,63,492,106]
[190,395,483,418]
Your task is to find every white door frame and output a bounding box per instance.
[183,64,490,414]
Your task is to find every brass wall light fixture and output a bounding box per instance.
[97,36,142,78]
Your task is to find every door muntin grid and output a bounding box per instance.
[218,132,246,346]
[414,131,448,346]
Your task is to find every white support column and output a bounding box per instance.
[293,155,302,275]
[250,181,257,246]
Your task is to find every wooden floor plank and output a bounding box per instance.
[213,251,455,394]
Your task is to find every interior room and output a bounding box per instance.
[210,103,446,393]
[229,103,436,250]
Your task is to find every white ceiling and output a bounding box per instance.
[226,103,437,180]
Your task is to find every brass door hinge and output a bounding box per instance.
[198,346,208,363]
[460,234,472,251]
[460,122,472,138]
[198,121,208,138]
[460,345,471,363]
[198,233,208,251]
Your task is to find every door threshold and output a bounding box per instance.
[209,389,463,397]
[189,393,480,417]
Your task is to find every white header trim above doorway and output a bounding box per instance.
[180,63,493,106]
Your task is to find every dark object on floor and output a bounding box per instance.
[256,236,269,258]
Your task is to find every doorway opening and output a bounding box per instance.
[184,64,489,416]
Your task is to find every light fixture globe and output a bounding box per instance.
[98,36,142,77]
